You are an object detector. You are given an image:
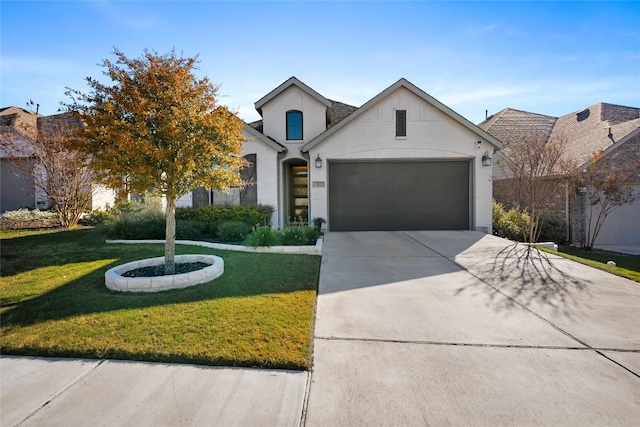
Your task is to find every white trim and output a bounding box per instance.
[105,237,323,256]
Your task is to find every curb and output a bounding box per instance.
[105,237,323,256]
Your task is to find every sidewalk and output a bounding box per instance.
[1,356,308,427]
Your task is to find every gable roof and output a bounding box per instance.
[301,78,504,152]
[0,106,41,139]
[478,108,557,145]
[578,125,640,171]
[254,76,332,116]
[242,121,287,153]
[483,102,640,168]
[328,99,358,127]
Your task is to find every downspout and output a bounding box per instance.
[565,182,570,243]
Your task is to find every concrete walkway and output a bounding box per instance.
[1,356,307,427]
[305,231,640,426]
[2,231,639,426]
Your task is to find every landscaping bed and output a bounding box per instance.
[0,228,320,369]
[538,245,640,282]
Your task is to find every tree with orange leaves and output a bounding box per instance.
[578,149,639,250]
[65,49,245,273]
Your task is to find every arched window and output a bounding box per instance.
[286,110,303,140]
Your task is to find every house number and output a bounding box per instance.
[312,181,325,188]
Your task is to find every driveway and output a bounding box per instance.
[305,231,640,426]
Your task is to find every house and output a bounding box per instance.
[480,103,640,249]
[178,77,503,232]
[0,106,115,213]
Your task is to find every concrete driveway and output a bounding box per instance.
[305,231,640,426]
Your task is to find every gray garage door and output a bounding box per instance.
[1,159,35,212]
[328,161,470,231]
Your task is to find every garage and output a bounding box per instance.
[328,160,470,231]
[1,159,35,212]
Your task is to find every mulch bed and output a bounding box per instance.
[121,262,211,278]
[0,218,61,230]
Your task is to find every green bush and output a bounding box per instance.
[102,211,164,239]
[113,200,139,214]
[302,226,321,245]
[176,220,206,240]
[84,210,117,226]
[280,227,307,246]
[492,201,530,242]
[175,204,274,232]
[280,226,321,246]
[538,216,567,243]
[245,225,281,247]
[217,220,252,242]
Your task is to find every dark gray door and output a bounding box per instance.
[1,159,35,212]
[328,161,470,231]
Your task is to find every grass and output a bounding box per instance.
[537,245,640,282]
[0,228,320,369]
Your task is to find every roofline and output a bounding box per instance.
[578,125,640,171]
[254,77,332,115]
[242,121,287,153]
[301,78,504,152]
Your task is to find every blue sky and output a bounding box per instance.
[2,1,639,124]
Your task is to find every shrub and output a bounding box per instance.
[102,211,165,239]
[538,216,567,243]
[280,227,307,246]
[113,200,139,214]
[492,201,530,242]
[245,225,281,247]
[175,204,274,231]
[302,226,322,244]
[217,220,252,242]
[280,226,321,246]
[84,210,117,226]
[176,220,206,240]
[1,208,57,221]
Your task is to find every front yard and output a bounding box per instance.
[0,228,320,369]
[539,244,640,282]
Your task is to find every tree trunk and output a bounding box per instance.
[164,194,176,275]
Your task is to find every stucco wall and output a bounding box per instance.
[92,185,116,211]
[242,137,280,227]
[306,87,495,232]
[261,86,327,145]
[174,130,282,227]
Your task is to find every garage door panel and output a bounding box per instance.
[329,161,469,231]
[1,159,35,212]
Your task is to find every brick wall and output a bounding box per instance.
[594,132,640,181]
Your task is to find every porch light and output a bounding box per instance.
[315,154,323,168]
[482,151,492,166]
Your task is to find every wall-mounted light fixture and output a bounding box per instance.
[482,151,492,166]
[315,154,323,168]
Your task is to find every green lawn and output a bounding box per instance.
[538,245,640,282]
[0,228,320,369]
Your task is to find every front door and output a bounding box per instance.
[289,164,308,224]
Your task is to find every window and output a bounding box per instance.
[286,110,303,140]
[396,109,407,137]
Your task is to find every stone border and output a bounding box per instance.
[105,238,323,255]
[105,254,224,293]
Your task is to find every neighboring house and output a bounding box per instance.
[480,103,640,249]
[0,106,115,213]
[178,77,503,232]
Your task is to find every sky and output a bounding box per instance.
[2,1,639,125]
